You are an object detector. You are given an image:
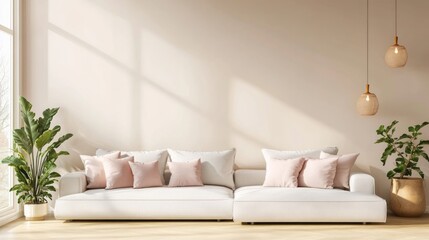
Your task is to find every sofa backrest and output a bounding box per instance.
[234,169,265,188]
[165,168,265,188]
[163,169,265,188]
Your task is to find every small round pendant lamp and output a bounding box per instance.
[357,84,379,116]
[357,0,379,116]
[385,0,407,68]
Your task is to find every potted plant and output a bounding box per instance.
[1,97,72,220]
[375,120,429,217]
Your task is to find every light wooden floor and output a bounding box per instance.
[1,214,429,240]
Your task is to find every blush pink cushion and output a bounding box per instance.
[168,159,203,187]
[263,157,305,187]
[81,151,121,189]
[102,156,135,189]
[320,151,360,189]
[129,161,163,188]
[298,157,339,189]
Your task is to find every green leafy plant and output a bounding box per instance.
[1,97,73,204]
[376,120,429,179]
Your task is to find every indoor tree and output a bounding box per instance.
[376,120,429,179]
[1,97,73,204]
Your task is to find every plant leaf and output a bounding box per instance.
[12,128,32,154]
[376,125,385,135]
[48,133,73,150]
[422,152,429,161]
[35,130,54,150]
[393,165,405,173]
[37,108,59,134]
[19,97,40,151]
[399,134,411,140]
[386,121,398,133]
[387,170,396,179]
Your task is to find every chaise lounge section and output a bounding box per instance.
[233,170,387,223]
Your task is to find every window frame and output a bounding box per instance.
[0,0,21,226]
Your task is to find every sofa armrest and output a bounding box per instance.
[349,172,375,195]
[59,171,87,197]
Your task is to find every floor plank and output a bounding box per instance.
[1,214,429,240]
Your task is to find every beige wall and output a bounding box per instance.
[22,0,429,204]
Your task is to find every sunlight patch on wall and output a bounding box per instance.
[139,79,229,150]
[229,77,345,163]
[48,0,134,67]
[139,29,229,120]
[47,30,136,149]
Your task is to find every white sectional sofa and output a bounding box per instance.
[55,172,234,220]
[55,170,386,223]
[233,170,387,223]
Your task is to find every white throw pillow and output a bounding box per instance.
[168,149,236,189]
[261,147,338,162]
[96,149,168,184]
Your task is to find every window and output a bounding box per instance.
[0,0,19,225]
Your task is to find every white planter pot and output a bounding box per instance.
[24,203,48,221]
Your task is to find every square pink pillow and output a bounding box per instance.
[263,157,305,187]
[320,151,360,189]
[129,161,163,188]
[102,156,134,189]
[168,159,203,187]
[81,151,121,189]
[298,157,339,189]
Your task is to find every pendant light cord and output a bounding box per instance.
[395,0,397,37]
[366,0,369,86]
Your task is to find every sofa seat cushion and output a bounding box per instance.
[235,186,381,202]
[233,186,386,223]
[55,185,233,220]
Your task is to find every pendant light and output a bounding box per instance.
[385,0,407,67]
[357,0,379,116]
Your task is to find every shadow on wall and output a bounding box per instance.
[369,166,391,205]
[46,0,371,166]
[25,0,429,204]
